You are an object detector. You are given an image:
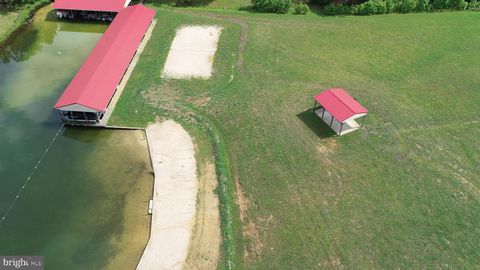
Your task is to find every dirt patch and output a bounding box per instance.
[243,220,263,262]
[318,256,344,269]
[228,17,248,70]
[235,179,264,263]
[162,25,222,79]
[235,178,250,221]
[185,161,221,269]
[142,83,187,117]
[317,138,338,154]
[170,10,248,71]
[143,83,180,106]
[187,96,211,107]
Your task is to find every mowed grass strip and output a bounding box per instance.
[0,1,50,44]
[111,8,480,269]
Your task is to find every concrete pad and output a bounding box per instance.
[315,109,361,135]
[162,26,222,79]
[137,121,198,270]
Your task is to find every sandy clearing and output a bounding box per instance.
[185,161,221,269]
[137,121,198,270]
[162,26,222,79]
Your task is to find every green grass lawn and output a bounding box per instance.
[0,10,23,43]
[147,0,251,10]
[0,1,49,44]
[204,0,250,10]
[110,7,480,269]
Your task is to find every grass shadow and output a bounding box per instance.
[308,4,351,17]
[308,4,326,16]
[297,109,336,139]
[238,6,263,13]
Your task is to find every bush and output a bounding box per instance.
[354,0,387,15]
[396,0,417,12]
[431,0,467,10]
[431,0,448,9]
[251,0,292,13]
[448,0,468,9]
[324,3,353,15]
[310,0,331,5]
[385,0,398,12]
[293,2,311,13]
[416,0,430,11]
[468,0,480,9]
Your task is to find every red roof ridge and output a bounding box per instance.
[314,88,368,123]
[78,6,139,101]
[329,88,360,116]
[54,4,156,111]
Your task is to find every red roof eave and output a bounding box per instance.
[54,102,103,112]
[53,0,128,12]
[54,5,156,112]
[314,88,368,123]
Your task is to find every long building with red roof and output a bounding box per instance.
[53,0,132,12]
[53,0,133,21]
[54,4,156,124]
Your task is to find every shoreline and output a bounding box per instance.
[137,121,199,270]
[0,1,50,48]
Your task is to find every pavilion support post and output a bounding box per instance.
[339,122,343,136]
[83,112,87,121]
[312,100,317,112]
[361,115,367,128]
[321,108,325,119]
[330,115,334,127]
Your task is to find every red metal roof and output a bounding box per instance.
[314,88,368,123]
[54,5,155,112]
[53,0,130,12]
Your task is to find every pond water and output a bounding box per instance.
[0,6,153,269]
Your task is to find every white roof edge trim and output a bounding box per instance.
[56,104,102,113]
[343,113,367,123]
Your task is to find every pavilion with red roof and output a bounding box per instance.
[53,0,132,20]
[312,88,368,135]
[54,5,156,124]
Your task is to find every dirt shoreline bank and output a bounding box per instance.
[0,1,50,48]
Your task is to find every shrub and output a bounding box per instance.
[396,0,417,12]
[431,0,448,9]
[385,0,398,12]
[468,0,480,9]
[293,2,311,13]
[448,0,468,9]
[251,0,292,13]
[355,0,387,15]
[416,0,430,11]
[323,3,352,15]
[324,3,353,15]
[310,0,331,5]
